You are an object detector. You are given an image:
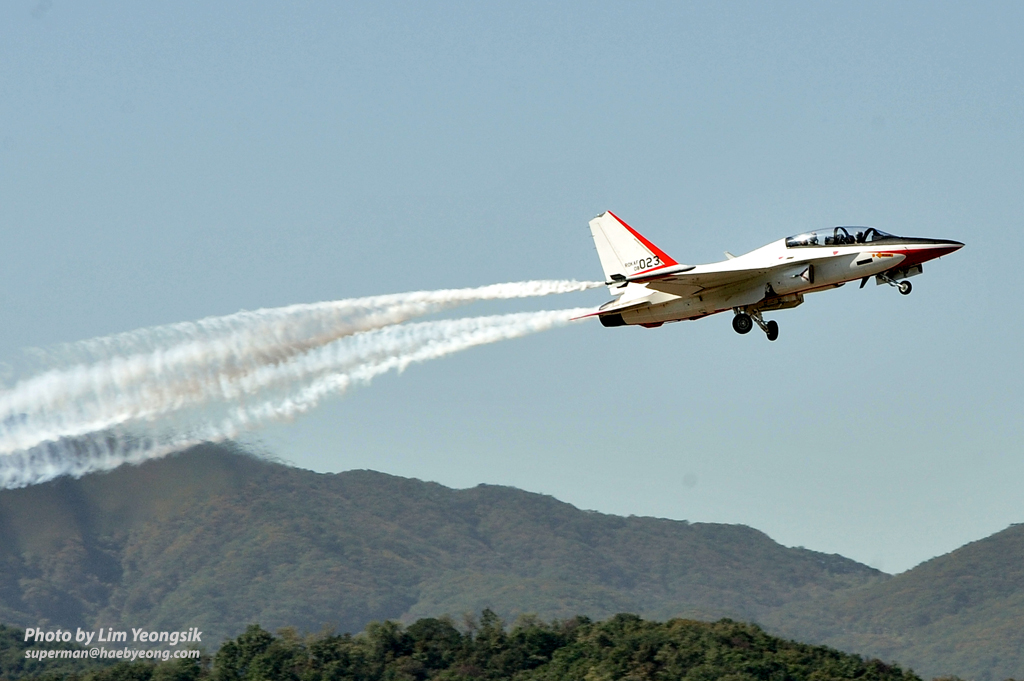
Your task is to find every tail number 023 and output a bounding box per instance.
[625,256,661,273]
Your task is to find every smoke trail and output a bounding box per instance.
[36,279,599,368]
[0,289,595,488]
[0,280,597,452]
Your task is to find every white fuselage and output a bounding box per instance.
[610,237,951,327]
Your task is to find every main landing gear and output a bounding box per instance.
[732,313,754,335]
[732,310,779,341]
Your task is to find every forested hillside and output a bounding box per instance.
[0,444,880,645]
[815,524,1024,680]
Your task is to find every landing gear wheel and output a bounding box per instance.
[766,320,779,342]
[732,313,753,335]
[898,281,912,295]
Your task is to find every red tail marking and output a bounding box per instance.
[607,211,678,268]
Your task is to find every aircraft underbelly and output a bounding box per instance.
[620,282,764,325]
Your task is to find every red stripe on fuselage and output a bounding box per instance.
[888,244,962,270]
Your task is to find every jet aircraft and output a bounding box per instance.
[585,211,963,340]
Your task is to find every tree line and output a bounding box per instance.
[4,612,926,681]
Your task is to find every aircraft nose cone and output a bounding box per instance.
[932,240,964,259]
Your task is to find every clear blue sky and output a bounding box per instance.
[1,1,1021,573]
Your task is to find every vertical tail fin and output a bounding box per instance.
[588,212,679,289]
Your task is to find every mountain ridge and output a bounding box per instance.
[0,443,1020,679]
[0,444,882,637]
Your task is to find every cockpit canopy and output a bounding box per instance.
[785,227,896,248]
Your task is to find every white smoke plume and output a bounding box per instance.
[0,280,598,489]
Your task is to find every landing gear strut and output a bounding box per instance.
[878,272,913,295]
[733,309,779,341]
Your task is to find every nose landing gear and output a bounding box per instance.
[733,310,779,341]
[877,272,913,295]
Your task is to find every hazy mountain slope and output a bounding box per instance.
[816,524,1024,681]
[0,444,883,646]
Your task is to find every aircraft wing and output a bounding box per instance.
[638,266,774,296]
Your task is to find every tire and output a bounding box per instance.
[766,320,779,341]
[732,313,753,335]
[899,281,912,295]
